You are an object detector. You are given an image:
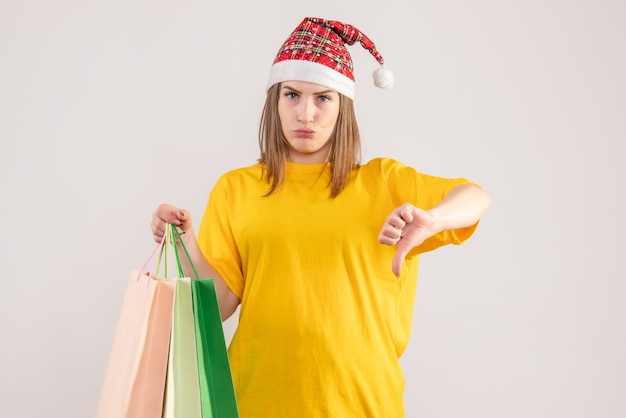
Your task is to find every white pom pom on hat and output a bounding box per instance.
[267,17,393,100]
[373,65,394,90]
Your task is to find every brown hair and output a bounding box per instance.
[257,83,361,197]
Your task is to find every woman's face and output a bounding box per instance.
[277,80,341,164]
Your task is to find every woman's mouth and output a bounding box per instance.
[294,129,315,139]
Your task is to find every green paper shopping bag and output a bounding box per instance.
[172,226,239,418]
[192,279,239,418]
[162,277,202,418]
[163,226,202,418]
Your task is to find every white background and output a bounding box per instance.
[1,0,625,417]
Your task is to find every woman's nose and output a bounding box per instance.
[297,100,314,123]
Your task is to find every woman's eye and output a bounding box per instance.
[286,92,298,99]
[318,95,330,102]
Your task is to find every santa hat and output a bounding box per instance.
[266,17,393,100]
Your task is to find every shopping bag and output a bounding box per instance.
[170,225,239,418]
[96,265,175,418]
[162,276,202,417]
[192,279,239,418]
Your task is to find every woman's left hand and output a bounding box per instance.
[377,203,438,276]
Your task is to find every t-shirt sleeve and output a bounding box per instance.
[375,157,481,254]
[196,175,245,298]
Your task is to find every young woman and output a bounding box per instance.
[151,17,491,418]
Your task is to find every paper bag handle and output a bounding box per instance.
[136,231,167,282]
[170,223,201,279]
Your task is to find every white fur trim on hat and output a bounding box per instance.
[266,60,356,100]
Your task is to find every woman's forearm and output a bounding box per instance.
[428,184,492,233]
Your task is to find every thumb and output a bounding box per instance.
[176,209,189,222]
[174,209,192,232]
[392,245,410,277]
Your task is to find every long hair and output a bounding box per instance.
[258,83,361,197]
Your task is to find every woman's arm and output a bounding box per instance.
[428,183,492,232]
[378,184,491,275]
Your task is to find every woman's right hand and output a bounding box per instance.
[150,203,241,320]
[151,203,193,243]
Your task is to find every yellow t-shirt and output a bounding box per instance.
[197,158,478,417]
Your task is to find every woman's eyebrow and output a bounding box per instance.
[282,85,335,95]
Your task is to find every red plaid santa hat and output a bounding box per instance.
[266,17,393,100]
